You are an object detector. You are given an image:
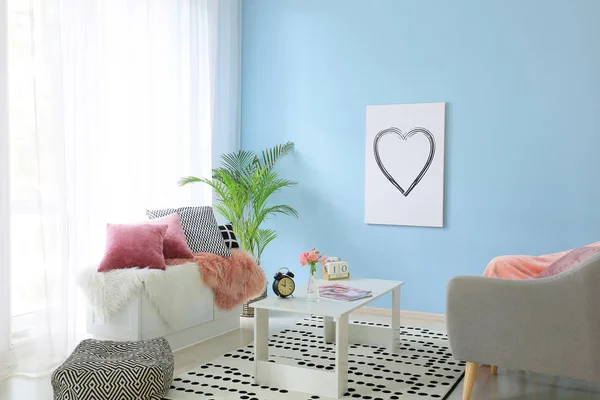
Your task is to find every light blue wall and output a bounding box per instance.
[241,0,600,313]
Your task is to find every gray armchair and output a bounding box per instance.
[446,252,600,400]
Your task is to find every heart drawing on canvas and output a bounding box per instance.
[373,127,436,197]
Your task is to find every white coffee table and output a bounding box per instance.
[251,277,404,399]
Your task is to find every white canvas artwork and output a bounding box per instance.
[365,103,446,227]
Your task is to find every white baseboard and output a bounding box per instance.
[353,306,446,323]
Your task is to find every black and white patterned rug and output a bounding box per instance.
[165,316,464,400]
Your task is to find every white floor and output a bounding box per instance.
[1,310,599,399]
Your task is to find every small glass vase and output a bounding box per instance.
[306,267,319,302]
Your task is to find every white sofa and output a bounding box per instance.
[87,284,241,351]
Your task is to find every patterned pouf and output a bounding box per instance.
[52,337,174,400]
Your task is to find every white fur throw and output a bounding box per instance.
[77,262,208,328]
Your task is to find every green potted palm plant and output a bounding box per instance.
[178,142,298,316]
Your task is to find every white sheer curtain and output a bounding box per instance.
[0,0,11,378]
[0,0,241,380]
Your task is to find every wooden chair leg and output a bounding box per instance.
[463,362,479,400]
[490,365,498,375]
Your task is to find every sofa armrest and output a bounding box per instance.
[446,252,600,382]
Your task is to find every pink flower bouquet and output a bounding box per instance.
[299,248,327,275]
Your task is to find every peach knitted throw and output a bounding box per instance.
[483,241,600,280]
[167,248,266,310]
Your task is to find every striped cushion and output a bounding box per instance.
[146,207,231,257]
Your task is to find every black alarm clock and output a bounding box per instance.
[273,267,295,298]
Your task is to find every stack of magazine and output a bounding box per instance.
[318,283,372,302]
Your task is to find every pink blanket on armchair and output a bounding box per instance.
[484,241,600,280]
[166,249,266,310]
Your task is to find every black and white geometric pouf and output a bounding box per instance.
[51,337,174,400]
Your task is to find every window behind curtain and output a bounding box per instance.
[4,2,240,377]
[8,0,66,342]
[6,0,237,348]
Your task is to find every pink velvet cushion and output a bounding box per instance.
[145,213,194,259]
[98,224,168,272]
[536,246,600,279]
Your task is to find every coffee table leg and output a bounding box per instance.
[335,314,349,397]
[324,316,335,344]
[390,287,401,353]
[254,308,269,383]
